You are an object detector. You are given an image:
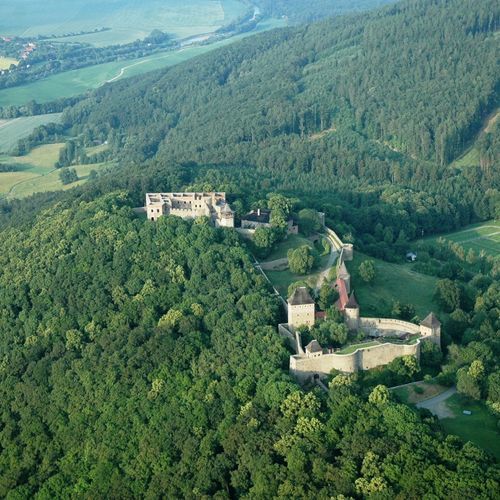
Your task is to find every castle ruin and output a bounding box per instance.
[145,192,234,227]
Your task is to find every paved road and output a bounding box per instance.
[416,387,457,419]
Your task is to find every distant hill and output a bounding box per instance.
[55,0,498,207]
[254,0,397,22]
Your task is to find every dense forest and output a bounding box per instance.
[254,0,396,22]
[18,0,496,247]
[0,193,498,497]
[0,0,499,496]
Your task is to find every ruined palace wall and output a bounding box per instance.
[290,341,420,381]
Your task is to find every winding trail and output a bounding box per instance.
[416,387,457,419]
[314,233,338,292]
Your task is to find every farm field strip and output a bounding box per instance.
[0,114,62,153]
[0,57,18,70]
[0,18,286,108]
[424,220,500,256]
[1,1,246,46]
[0,142,112,199]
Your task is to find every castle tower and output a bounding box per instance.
[420,312,441,348]
[337,261,351,293]
[342,243,354,261]
[216,203,235,228]
[344,292,360,331]
[288,287,315,330]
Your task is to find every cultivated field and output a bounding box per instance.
[0,57,18,70]
[350,252,439,318]
[424,221,500,257]
[0,143,110,199]
[0,113,62,153]
[1,0,247,46]
[0,19,286,108]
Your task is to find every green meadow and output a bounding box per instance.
[440,394,500,460]
[0,18,286,108]
[0,143,111,199]
[1,0,247,46]
[423,220,500,257]
[350,252,439,318]
[0,114,62,153]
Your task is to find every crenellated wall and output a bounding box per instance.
[290,340,421,381]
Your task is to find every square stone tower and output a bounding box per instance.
[288,287,315,330]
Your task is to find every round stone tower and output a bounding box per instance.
[420,312,441,348]
[344,292,360,331]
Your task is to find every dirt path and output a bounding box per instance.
[416,387,457,419]
[314,234,338,291]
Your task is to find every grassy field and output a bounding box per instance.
[266,253,330,297]
[337,341,379,354]
[0,18,286,108]
[392,381,449,404]
[350,252,439,318]
[422,220,500,257]
[0,143,110,199]
[0,113,62,153]
[0,57,18,70]
[440,394,500,460]
[263,234,315,262]
[452,147,480,168]
[1,0,247,46]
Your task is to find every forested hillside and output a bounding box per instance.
[254,0,396,22]
[0,193,498,497]
[0,0,499,496]
[46,0,498,237]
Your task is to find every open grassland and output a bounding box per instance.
[0,18,286,108]
[0,143,110,199]
[265,253,330,297]
[1,0,247,46]
[337,341,379,354]
[350,252,439,318]
[263,234,315,262]
[440,394,500,460]
[0,57,18,70]
[0,113,62,153]
[423,220,500,257]
[392,381,449,404]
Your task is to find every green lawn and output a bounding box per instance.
[422,220,500,257]
[0,143,110,199]
[0,114,62,153]
[263,234,315,261]
[350,252,439,318]
[1,0,247,46]
[0,19,286,108]
[440,394,500,460]
[266,253,330,297]
[392,381,449,404]
[337,341,379,354]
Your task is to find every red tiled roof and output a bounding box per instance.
[336,278,348,310]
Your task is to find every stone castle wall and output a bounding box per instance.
[290,340,421,381]
[359,317,421,334]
